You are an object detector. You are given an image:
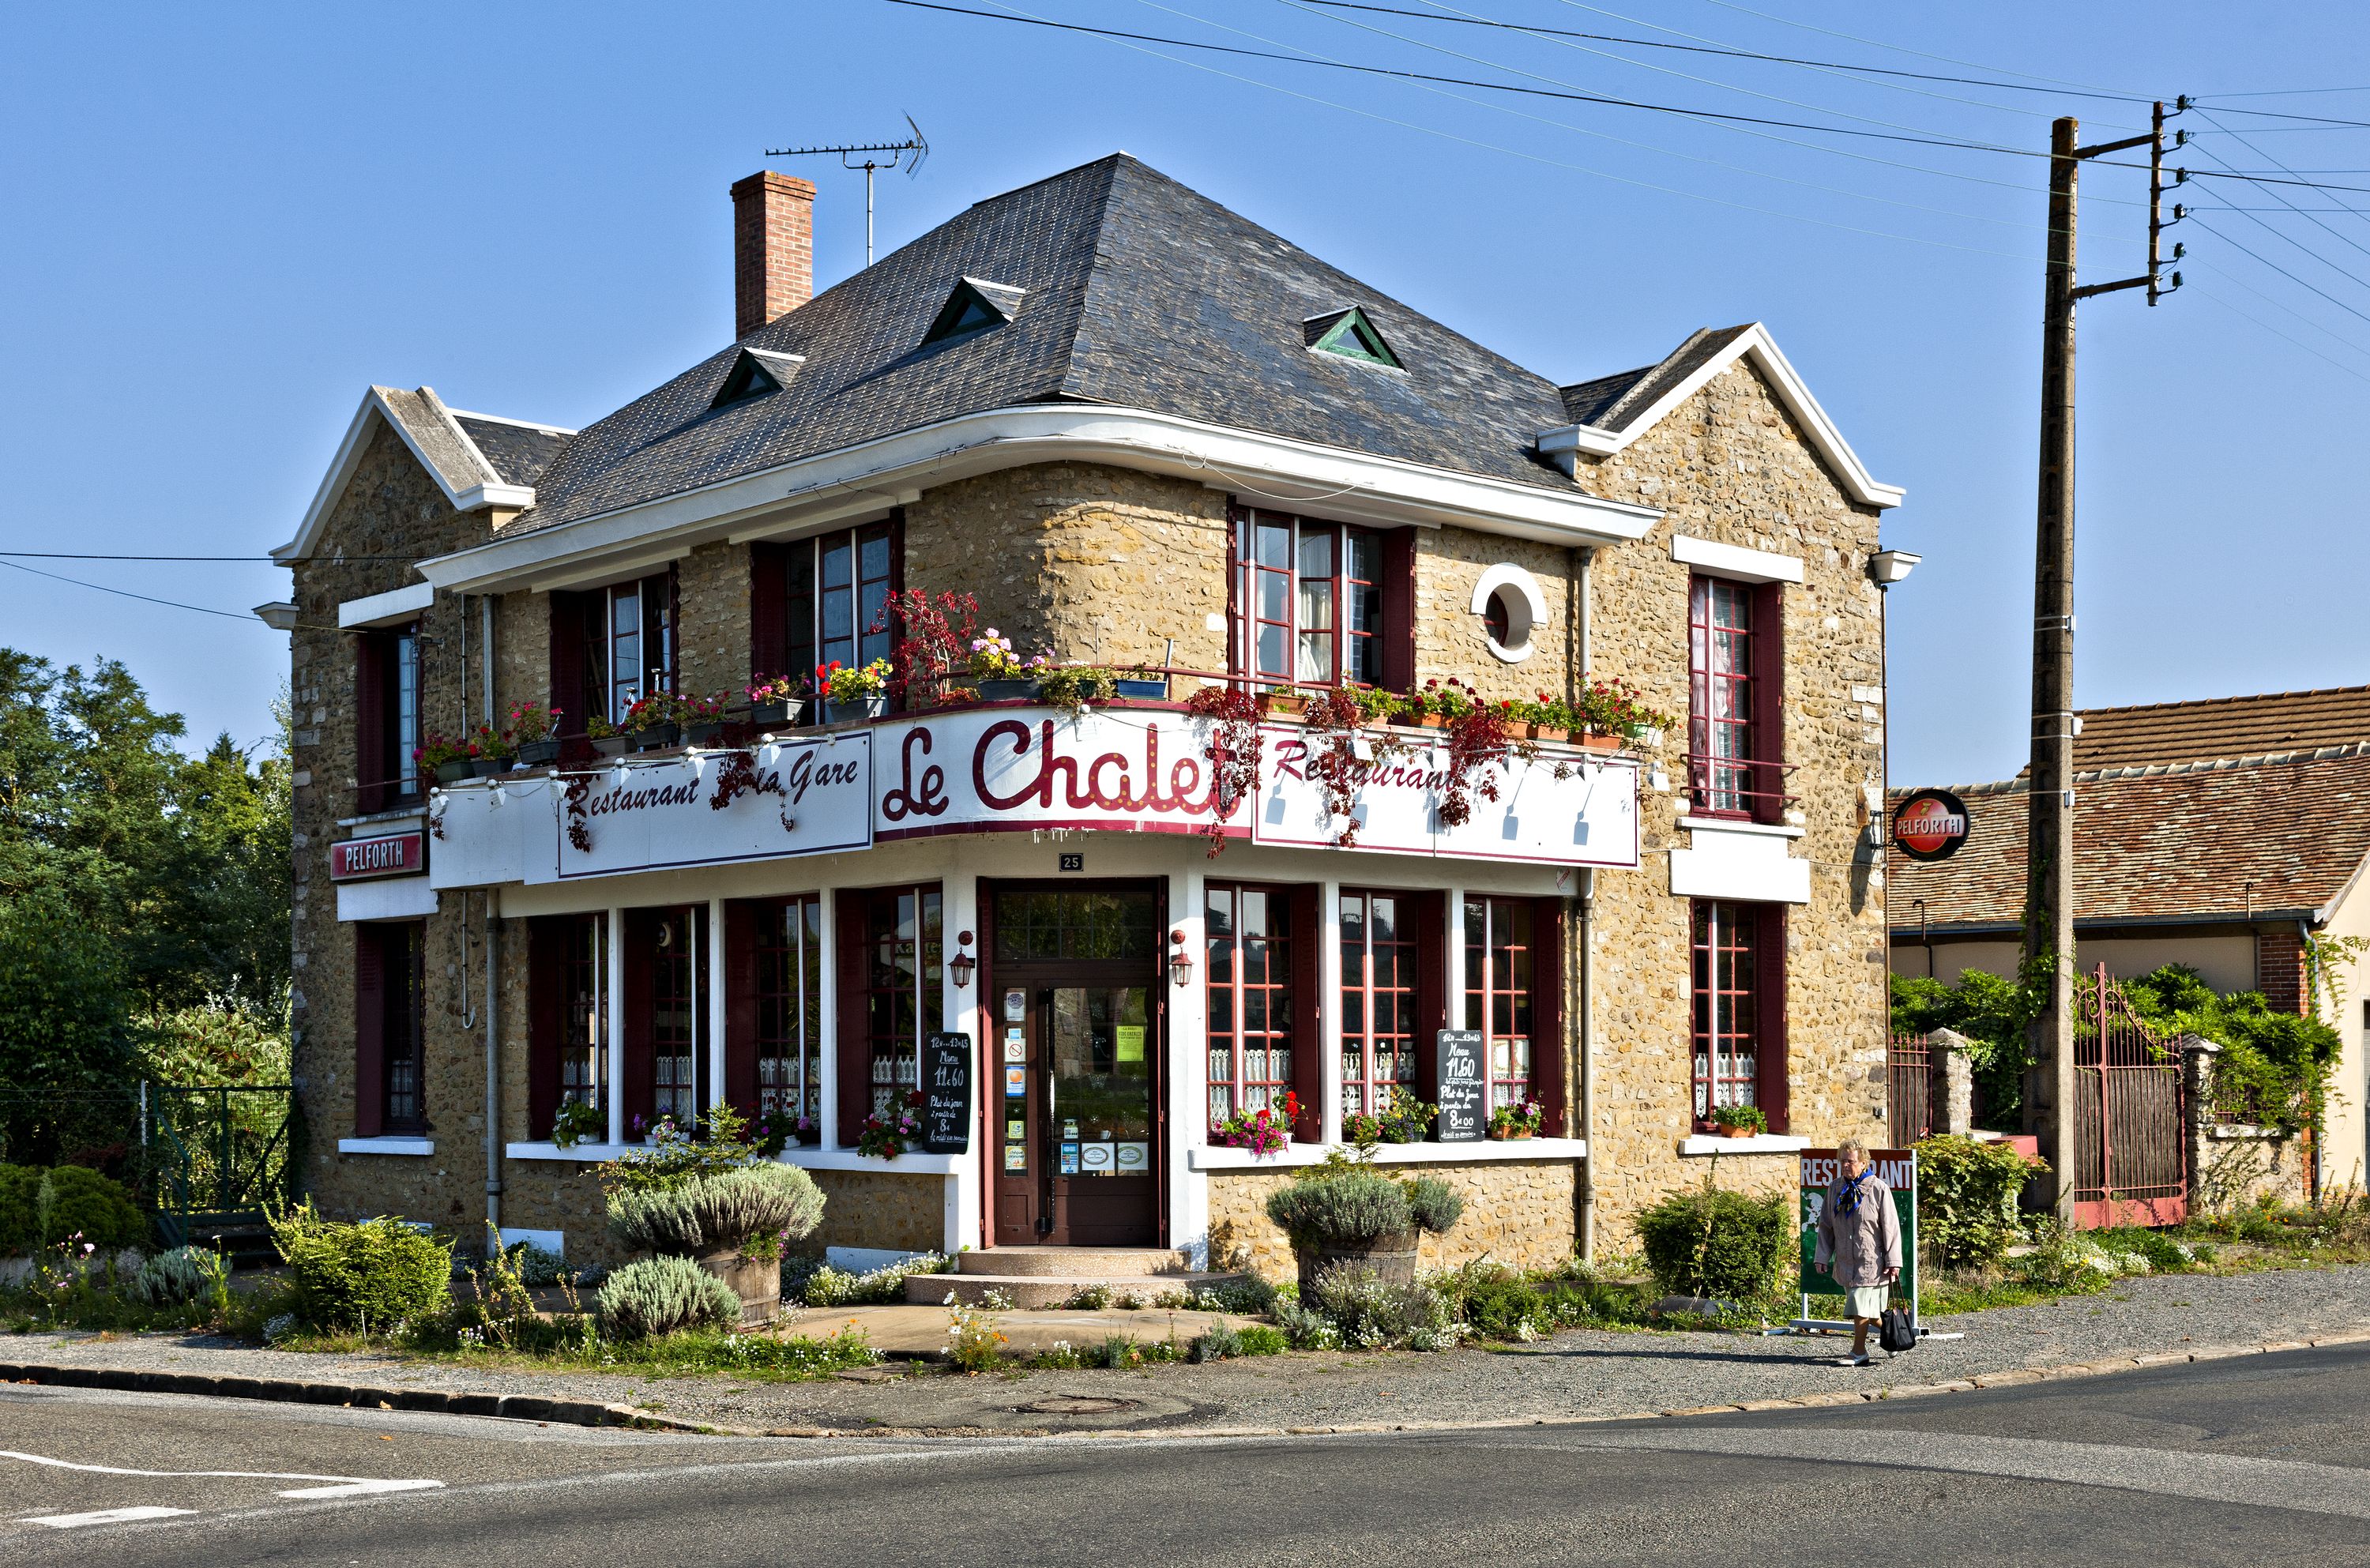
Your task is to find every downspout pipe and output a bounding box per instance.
[1577,867,1597,1264]
[480,594,502,1240]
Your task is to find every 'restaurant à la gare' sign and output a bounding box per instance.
[1890,789,1970,862]
[331,830,424,881]
[427,708,1641,888]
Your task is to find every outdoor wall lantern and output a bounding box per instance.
[949,931,977,989]
[1168,928,1195,988]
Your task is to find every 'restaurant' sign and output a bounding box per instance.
[428,708,1642,888]
[1890,789,1970,862]
[330,831,424,881]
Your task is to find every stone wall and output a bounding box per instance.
[1207,1160,1579,1280]
[1574,359,1892,1250]
[1413,528,1580,705]
[905,464,1232,678]
[676,541,753,701]
[808,1171,946,1252]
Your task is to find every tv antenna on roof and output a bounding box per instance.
[766,115,929,267]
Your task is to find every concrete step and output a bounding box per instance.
[956,1245,1195,1279]
[908,1271,1244,1309]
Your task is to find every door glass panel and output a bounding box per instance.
[1044,987,1153,1184]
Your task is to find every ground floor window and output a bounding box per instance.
[756,894,825,1126]
[1463,897,1534,1110]
[1691,899,1785,1128]
[649,908,703,1126]
[1340,890,1418,1121]
[1206,883,1296,1126]
[862,885,942,1115]
[354,920,425,1137]
[560,912,607,1118]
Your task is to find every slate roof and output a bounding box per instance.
[508,154,1600,536]
[452,415,571,487]
[1891,684,2370,932]
[1557,325,1755,433]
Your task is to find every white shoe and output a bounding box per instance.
[1832,1354,1871,1367]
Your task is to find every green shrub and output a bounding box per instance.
[1274,1299,1342,1350]
[1439,1262,1548,1340]
[268,1201,452,1333]
[1401,1177,1465,1235]
[129,1245,228,1308]
[0,1164,147,1255]
[1307,1265,1459,1350]
[794,1250,947,1306]
[1188,1322,1243,1362]
[606,1161,824,1258]
[1235,1323,1288,1356]
[1916,1134,2043,1268]
[1185,1275,1277,1315]
[1266,1171,1412,1244]
[1635,1186,1792,1303]
[596,1254,740,1339]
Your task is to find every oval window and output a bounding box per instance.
[1484,588,1514,649]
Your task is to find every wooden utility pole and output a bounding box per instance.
[2022,107,2182,1218]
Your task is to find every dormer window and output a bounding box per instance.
[709,348,804,409]
[1306,307,1401,370]
[921,277,1025,347]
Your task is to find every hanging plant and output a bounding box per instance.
[562,769,594,853]
[875,588,981,709]
[1183,683,1262,858]
[1300,685,1405,848]
[1433,679,1515,829]
[707,746,797,832]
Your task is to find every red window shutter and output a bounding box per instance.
[748,543,788,686]
[1411,889,1447,1106]
[664,566,682,693]
[526,916,563,1140]
[352,925,386,1137]
[1288,885,1323,1143]
[886,506,907,601]
[1529,897,1569,1134]
[835,889,871,1145]
[620,908,657,1137]
[1751,581,1786,824]
[355,634,386,815]
[1380,527,1417,694]
[1753,903,1790,1134]
[724,900,762,1116]
[547,591,588,745]
[1224,504,1244,678]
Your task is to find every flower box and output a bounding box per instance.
[973,679,1038,703]
[824,694,888,724]
[749,701,794,727]
[684,720,726,746]
[433,760,475,784]
[630,723,680,752]
[1524,724,1570,743]
[589,735,628,758]
[1257,694,1307,717]
[515,739,562,766]
[1485,1126,1535,1141]
[468,758,506,778]
[1113,676,1168,699]
[1578,731,1622,754]
[1719,1123,1758,1139]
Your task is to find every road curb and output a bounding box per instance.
[6,1327,2367,1442]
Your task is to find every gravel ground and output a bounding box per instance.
[13,1264,2370,1435]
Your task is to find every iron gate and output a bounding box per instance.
[2072,965,2188,1228]
[1887,1032,1936,1147]
[144,1085,297,1248]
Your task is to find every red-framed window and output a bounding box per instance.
[1340,890,1419,1122]
[861,885,942,1116]
[751,521,902,716]
[355,623,421,813]
[1206,884,1297,1126]
[354,920,426,1135]
[1232,508,1394,688]
[755,894,825,1127]
[1462,897,1534,1110]
[1688,574,1785,821]
[648,908,702,1126]
[1691,901,1787,1131]
[560,912,606,1118]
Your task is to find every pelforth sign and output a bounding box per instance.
[329,831,424,882]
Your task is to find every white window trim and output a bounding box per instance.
[1679,1133,1809,1156]
[1672,535,1804,585]
[1191,1137,1587,1171]
[337,581,436,630]
[1470,563,1548,664]
[337,1136,434,1156]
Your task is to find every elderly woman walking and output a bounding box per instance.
[1815,1137,1902,1367]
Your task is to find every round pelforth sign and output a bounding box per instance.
[1890,789,1971,862]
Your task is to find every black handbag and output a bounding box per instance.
[1879,1299,1917,1353]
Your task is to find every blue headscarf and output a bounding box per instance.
[1833,1164,1872,1216]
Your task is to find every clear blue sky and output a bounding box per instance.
[4,2,2365,784]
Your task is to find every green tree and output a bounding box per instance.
[0,891,137,1164]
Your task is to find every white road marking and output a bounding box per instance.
[24,1506,196,1529]
[0,1448,444,1502]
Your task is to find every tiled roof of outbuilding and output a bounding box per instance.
[508,154,1600,535]
[2058,685,2370,772]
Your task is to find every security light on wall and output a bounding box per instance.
[1870,550,1921,586]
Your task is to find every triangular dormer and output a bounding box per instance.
[1305,306,1401,370]
[711,348,805,409]
[922,276,1026,346]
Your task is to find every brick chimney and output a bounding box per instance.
[731,171,816,338]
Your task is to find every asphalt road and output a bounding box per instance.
[6,1344,2370,1566]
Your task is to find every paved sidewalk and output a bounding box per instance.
[10,1264,2370,1436]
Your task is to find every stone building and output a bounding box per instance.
[263,154,1908,1283]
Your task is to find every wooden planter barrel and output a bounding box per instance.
[1296,1229,1420,1298]
[698,1248,781,1329]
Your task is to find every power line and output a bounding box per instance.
[2194,218,2370,331]
[1,558,264,623]
[2195,282,2370,386]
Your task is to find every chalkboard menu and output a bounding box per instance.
[1435,1029,1486,1142]
[922,1032,973,1154]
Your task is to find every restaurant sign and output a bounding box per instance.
[428,707,1642,887]
[1890,789,1970,862]
[330,831,424,882]
[1796,1147,1919,1335]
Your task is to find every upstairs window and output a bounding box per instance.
[921,278,1024,347]
[1687,575,1781,819]
[755,522,901,709]
[356,623,420,814]
[1232,508,1388,687]
[583,573,675,728]
[1307,306,1402,370]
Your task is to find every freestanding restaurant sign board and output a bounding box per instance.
[922,1032,973,1155]
[1435,1031,1486,1142]
[1793,1148,1918,1337]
